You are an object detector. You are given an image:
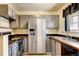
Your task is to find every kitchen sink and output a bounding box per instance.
[64,37,79,43]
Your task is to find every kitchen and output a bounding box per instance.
[0,3,79,56]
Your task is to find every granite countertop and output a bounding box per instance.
[9,34,28,36]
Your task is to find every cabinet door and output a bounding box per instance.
[0,17,9,28]
[8,6,16,19]
[16,15,19,28]
[29,16,36,29]
[12,11,16,19]
[9,14,19,28]
[51,39,56,56]
[0,36,3,56]
[55,41,61,56]
[0,4,8,17]
[46,15,59,29]
[52,16,59,28]
[8,7,13,18]
[20,16,28,28]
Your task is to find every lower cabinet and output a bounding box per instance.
[23,38,28,52]
[51,39,56,56]
[51,38,61,56]
[0,36,3,56]
[55,41,61,56]
[61,44,79,56]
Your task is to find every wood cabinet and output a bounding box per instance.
[0,4,8,17]
[51,39,56,56]
[9,13,19,28]
[55,41,61,56]
[0,36,3,56]
[51,38,61,56]
[0,4,17,28]
[0,4,16,19]
[19,16,28,29]
[8,6,13,18]
[0,16,9,28]
[10,15,28,29]
[46,15,59,29]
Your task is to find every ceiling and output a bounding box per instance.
[10,3,65,11]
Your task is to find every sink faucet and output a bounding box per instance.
[65,33,69,40]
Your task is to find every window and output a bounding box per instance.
[70,16,79,31]
[67,11,79,32]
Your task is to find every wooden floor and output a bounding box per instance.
[22,52,53,56]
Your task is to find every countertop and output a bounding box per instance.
[46,34,79,40]
[51,36,79,51]
[9,34,28,37]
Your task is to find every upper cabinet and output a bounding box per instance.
[46,15,59,29]
[0,16,9,28]
[19,15,28,29]
[0,4,8,17]
[9,15,28,29]
[9,13,19,28]
[8,6,13,18]
[28,16,36,29]
[0,4,16,19]
[8,6,17,20]
[0,4,17,28]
